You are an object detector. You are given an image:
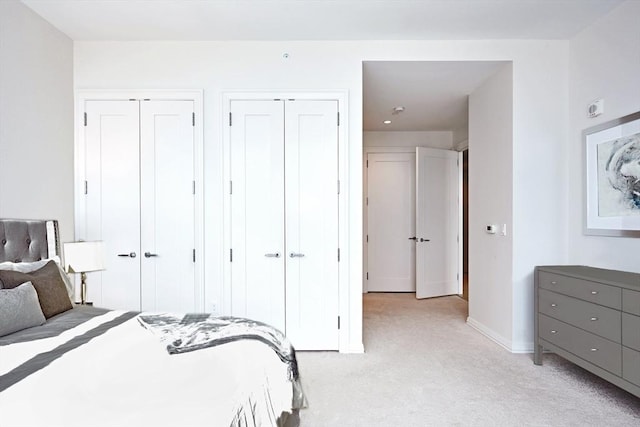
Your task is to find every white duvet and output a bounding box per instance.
[0,311,295,427]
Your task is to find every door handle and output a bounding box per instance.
[117,252,137,258]
[408,237,417,240]
[144,252,159,258]
[289,252,305,258]
[265,252,281,258]
[419,238,430,242]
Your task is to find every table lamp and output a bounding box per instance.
[63,241,105,305]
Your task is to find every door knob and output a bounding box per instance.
[265,252,281,258]
[144,252,159,258]
[419,238,430,242]
[117,252,137,258]
[408,237,417,240]
[290,252,305,258]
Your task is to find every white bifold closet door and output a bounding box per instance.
[84,99,196,312]
[230,99,339,350]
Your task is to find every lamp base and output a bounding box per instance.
[75,301,93,306]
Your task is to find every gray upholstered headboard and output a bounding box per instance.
[0,219,60,263]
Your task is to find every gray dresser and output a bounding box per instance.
[534,265,640,398]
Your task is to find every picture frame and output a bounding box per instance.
[584,110,640,237]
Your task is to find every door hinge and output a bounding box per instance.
[193,249,196,263]
[192,180,196,195]
[337,248,340,262]
[229,180,233,195]
[338,316,341,329]
[366,159,368,168]
[83,112,87,126]
[337,112,340,127]
[229,112,232,126]
[230,248,233,262]
[366,234,368,243]
[337,180,340,195]
[366,272,369,280]
[192,112,195,127]
[84,180,88,195]
[366,197,369,206]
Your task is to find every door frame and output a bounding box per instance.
[74,90,205,310]
[363,146,463,295]
[222,91,349,352]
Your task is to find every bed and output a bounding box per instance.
[0,219,305,427]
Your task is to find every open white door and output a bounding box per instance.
[415,147,459,299]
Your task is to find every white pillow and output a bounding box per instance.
[0,281,47,337]
[0,256,74,299]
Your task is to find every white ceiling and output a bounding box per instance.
[20,0,623,132]
[363,61,506,131]
[22,0,623,41]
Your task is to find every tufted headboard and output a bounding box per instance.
[0,219,60,263]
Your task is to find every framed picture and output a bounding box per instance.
[584,111,640,237]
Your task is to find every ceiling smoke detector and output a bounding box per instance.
[392,106,405,115]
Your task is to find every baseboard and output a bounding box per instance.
[341,342,365,353]
[466,317,533,354]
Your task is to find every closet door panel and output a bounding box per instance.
[285,100,339,350]
[230,100,286,331]
[140,100,196,312]
[84,100,141,310]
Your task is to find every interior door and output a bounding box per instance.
[415,147,459,299]
[230,100,286,331]
[140,100,195,312]
[285,100,339,350]
[367,152,416,292]
[84,100,141,310]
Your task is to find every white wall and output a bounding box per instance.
[364,131,453,149]
[567,0,640,272]
[74,39,570,352]
[0,0,74,245]
[467,64,514,349]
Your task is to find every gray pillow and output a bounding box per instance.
[0,261,73,318]
[0,282,46,337]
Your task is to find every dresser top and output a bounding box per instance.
[537,265,640,290]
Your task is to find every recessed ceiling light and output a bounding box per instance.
[392,106,405,114]
[383,120,392,124]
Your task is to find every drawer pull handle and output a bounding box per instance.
[550,303,557,307]
[590,348,598,352]
[591,291,598,295]
[590,317,598,321]
[550,281,557,285]
[550,330,557,334]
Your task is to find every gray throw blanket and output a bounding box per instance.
[137,314,300,381]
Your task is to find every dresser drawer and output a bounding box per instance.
[538,271,621,309]
[623,347,640,387]
[539,289,621,343]
[539,314,621,376]
[622,289,640,316]
[622,313,640,351]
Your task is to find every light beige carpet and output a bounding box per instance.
[296,293,640,426]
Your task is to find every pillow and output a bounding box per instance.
[0,261,73,318]
[0,282,46,337]
[0,256,74,300]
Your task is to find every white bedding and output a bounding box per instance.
[0,311,296,427]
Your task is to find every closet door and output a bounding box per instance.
[140,100,195,312]
[285,100,340,350]
[84,100,141,310]
[230,100,286,331]
[84,99,197,312]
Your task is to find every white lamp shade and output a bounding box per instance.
[63,241,105,273]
